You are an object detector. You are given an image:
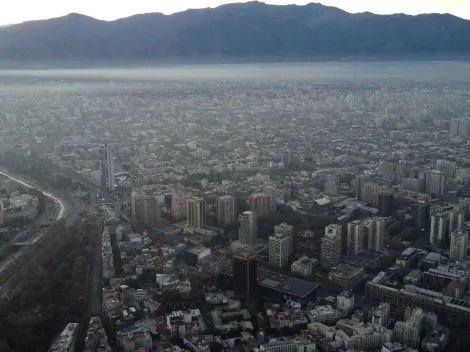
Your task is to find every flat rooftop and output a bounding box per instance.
[258,269,319,299]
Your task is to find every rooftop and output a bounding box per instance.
[258,269,319,298]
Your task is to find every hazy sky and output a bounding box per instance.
[1,0,470,25]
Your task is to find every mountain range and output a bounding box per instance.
[1,1,470,61]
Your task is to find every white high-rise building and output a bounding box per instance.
[171,185,186,220]
[449,211,464,235]
[347,220,364,255]
[269,232,291,268]
[321,225,342,269]
[100,144,115,191]
[450,230,468,262]
[367,217,386,251]
[238,211,257,246]
[325,174,340,196]
[393,308,423,348]
[274,223,294,255]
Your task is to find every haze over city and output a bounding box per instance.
[1,1,470,352]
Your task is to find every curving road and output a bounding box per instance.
[0,169,68,221]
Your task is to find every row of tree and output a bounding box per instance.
[0,218,99,351]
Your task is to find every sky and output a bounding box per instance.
[1,0,470,25]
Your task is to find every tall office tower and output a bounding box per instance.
[430,213,448,248]
[238,211,257,246]
[425,170,446,197]
[367,217,386,251]
[436,160,457,179]
[401,177,423,193]
[100,144,115,191]
[347,220,364,255]
[450,230,468,261]
[449,211,464,235]
[233,253,258,299]
[216,195,236,226]
[411,203,430,231]
[393,308,423,349]
[459,118,470,137]
[186,197,206,229]
[131,192,161,226]
[395,164,409,183]
[264,185,277,213]
[281,148,292,167]
[274,223,294,255]
[449,118,460,136]
[378,191,393,216]
[248,193,269,217]
[362,182,389,207]
[269,232,291,268]
[354,175,365,200]
[325,174,340,196]
[171,185,186,220]
[321,228,342,269]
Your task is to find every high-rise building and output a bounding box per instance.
[367,217,386,251]
[362,182,389,207]
[171,185,186,220]
[238,211,257,246]
[321,226,342,269]
[436,160,457,179]
[248,193,270,218]
[264,185,277,213]
[393,308,423,348]
[274,223,294,255]
[233,252,258,299]
[380,162,396,183]
[269,232,291,268]
[347,220,364,255]
[449,118,460,136]
[378,191,393,216]
[100,144,115,191]
[425,170,446,197]
[450,230,468,262]
[216,195,236,226]
[411,203,430,231]
[281,149,292,167]
[186,197,206,229]
[430,213,448,248]
[449,211,464,235]
[325,174,340,196]
[131,192,161,226]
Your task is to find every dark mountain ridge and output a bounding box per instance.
[0,1,469,61]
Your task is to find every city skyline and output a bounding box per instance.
[1,0,470,25]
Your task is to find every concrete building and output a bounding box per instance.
[367,217,386,251]
[325,173,340,196]
[347,220,364,255]
[238,211,257,246]
[48,323,79,352]
[329,264,364,290]
[131,192,161,226]
[171,185,186,220]
[100,144,115,191]
[269,232,291,268]
[274,223,294,255]
[321,226,342,270]
[291,256,317,277]
[281,148,292,167]
[449,211,464,235]
[393,308,423,348]
[307,305,342,325]
[372,302,390,327]
[430,213,448,248]
[337,291,355,314]
[216,195,236,226]
[425,170,446,197]
[436,160,457,179]
[260,338,316,352]
[450,230,468,262]
[186,197,206,229]
[363,182,389,207]
[248,193,270,218]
